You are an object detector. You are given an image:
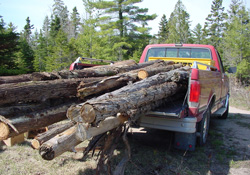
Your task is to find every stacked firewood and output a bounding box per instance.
[0,59,190,173]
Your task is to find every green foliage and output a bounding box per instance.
[222,0,250,69]
[167,0,192,44]
[192,23,203,44]
[157,14,169,43]
[0,17,19,70]
[90,0,156,60]
[203,0,227,48]
[236,59,250,82]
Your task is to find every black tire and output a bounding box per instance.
[218,101,229,119]
[197,104,211,146]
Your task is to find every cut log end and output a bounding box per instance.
[80,104,95,124]
[138,70,149,80]
[31,139,41,149]
[39,145,55,160]
[0,122,10,140]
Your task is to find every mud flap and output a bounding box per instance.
[174,132,196,151]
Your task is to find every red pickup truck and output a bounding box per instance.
[138,44,229,150]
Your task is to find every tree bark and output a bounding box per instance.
[31,121,75,149]
[76,60,174,99]
[67,68,190,124]
[0,103,73,140]
[0,60,136,85]
[39,114,128,160]
[0,77,101,106]
[138,63,183,79]
[57,60,160,79]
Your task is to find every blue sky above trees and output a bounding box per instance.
[1,0,249,34]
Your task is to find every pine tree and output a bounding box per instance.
[157,14,169,43]
[52,0,69,33]
[23,17,34,44]
[45,29,72,71]
[203,0,227,48]
[69,7,81,39]
[0,17,19,71]
[223,0,250,82]
[33,30,48,71]
[15,17,35,72]
[167,0,191,44]
[90,0,156,60]
[192,23,203,44]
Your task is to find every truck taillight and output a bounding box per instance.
[189,81,200,103]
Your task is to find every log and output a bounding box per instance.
[0,103,47,118]
[0,103,73,140]
[0,72,61,85]
[80,81,182,124]
[39,114,128,160]
[76,60,174,99]
[56,60,158,79]
[67,68,190,123]
[31,121,75,149]
[0,60,136,85]
[0,77,100,106]
[138,63,183,79]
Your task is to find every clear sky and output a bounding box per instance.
[0,0,250,35]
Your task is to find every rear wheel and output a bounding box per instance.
[197,104,211,146]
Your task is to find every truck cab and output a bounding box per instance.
[138,44,229,150]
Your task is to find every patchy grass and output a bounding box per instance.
[0,118,250,175]
[235,121,250,129]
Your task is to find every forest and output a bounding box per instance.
[0,0,250,83]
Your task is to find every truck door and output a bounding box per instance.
[216,51,229,105]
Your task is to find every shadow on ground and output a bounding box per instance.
[79,111,250,175]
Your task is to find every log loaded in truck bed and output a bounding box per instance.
[138,44,229,150]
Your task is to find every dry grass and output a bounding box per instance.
[0,122,249,175]
[229,75,250,110]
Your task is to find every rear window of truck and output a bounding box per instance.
[145,48,212,62]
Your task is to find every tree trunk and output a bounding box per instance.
[39,126,81,160]
[31,121,75,149]
[0,103,73,140]
[138,63,183,79]
[39,114,128,160]
[57,60,160,79]
[0,78,101,106]
[77,60,174,99]
[67,68,190,124]
[0,60,136,85]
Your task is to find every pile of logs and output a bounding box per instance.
[0,59,190,174]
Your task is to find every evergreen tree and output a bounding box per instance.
[90,0,156,60]
[42,16,50,39]
[0,17,19,71]
[23,17,34,44]
[76,0,114,60]
[167,0,191,43]
[33,30,48,71]
[223,0,250,82]
[45,29,72,71]
[69,7,81,39]
[203,0,227,48]
[192,23,203,44]
[50,15,61,39]
[157,14,169,43]
[15,17,35,72]
[52,0,69,32]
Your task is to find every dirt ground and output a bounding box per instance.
[0,106,250,175]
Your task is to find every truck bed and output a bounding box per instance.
[146,93,187,118]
